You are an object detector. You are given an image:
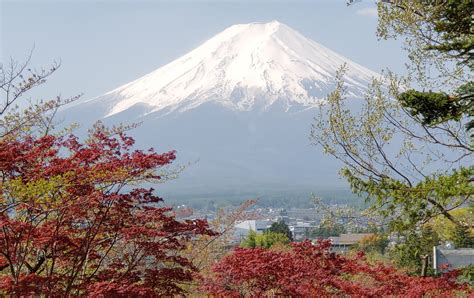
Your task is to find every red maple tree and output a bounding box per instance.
[202,240,472,297]
[0,125,215,296]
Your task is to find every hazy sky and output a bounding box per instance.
[1,0,406,104]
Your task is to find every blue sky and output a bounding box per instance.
[1,0,406,103]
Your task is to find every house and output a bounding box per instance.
[328,233,374,253]
[433,246,474,273]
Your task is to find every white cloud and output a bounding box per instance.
[356,7,378,18]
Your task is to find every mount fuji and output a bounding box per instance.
[65,21,378,200]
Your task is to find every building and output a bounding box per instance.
[328,233,374,253]
[290,222,318,241]
[433,246,474,273]
[233,220,274,242]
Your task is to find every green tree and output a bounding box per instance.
[389,227,440,276]
[398,86,473,132]
[256,232,290,249]
[241,230,257,248]
[266,221,293,241]
[460,264,474,286]
[312,1,473,233]
[356,234,389,255]
[375,0,473,133]
[451,225,474,248]
[241,230,290,249]
[348,0,473,64]
[311,219,346,238]
[429,207,474,248]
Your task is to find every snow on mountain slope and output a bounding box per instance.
[63,21,382,195]
[86,21,378,117]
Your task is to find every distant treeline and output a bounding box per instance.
[162,188,364,210]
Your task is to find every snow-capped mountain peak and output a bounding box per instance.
[64,21,382,194]
[93,21,378,117]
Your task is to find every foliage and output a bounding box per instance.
[311,65,472,232]
[323,1,473,233]
[376,0,473,133]
[256,232,290,249]
[376,0,472,74]
[0,127,215,296]
[350,165,473,232]
[311,195,388,233]
[398,84,473,129]
[241,230,290,249]
[388,227,440,276]
[451,225,474,248]
[420,0,473,63]
[0,53,79,140]
[241,230,258,248]
[356,234,389,255]
[310,219,346,238]
[427,206,474,248]
[202,240,471,296]
[266,220,293,241]
[352,224,382,234]
[460,264,474,286]
[0,55,217,296]
[183,199,256,278]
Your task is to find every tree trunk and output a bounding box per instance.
[420,254,429,277]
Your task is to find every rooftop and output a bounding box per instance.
[329,233,374,245]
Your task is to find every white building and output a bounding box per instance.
[290,222,317,241]
[233,220,274,242]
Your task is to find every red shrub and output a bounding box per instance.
[202,240,472,297]
[0,127,215,296]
